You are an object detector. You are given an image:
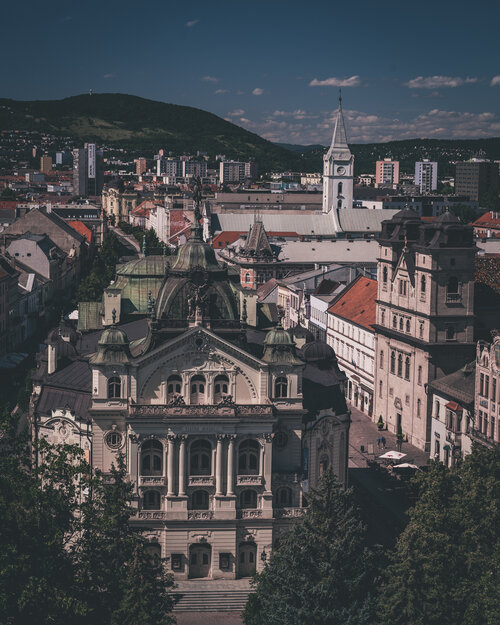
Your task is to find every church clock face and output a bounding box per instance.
[336,166,345,175]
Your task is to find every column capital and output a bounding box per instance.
[216,433,227,441]
[262,432,274,443]
[167,434,177,442]
[178,434,188,442]
[227,434,237,442]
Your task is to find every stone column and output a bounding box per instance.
[215,434,224,496]
[263,433,273,493]
[167,435,176,497]
[226,435,236,496]
[178,435,187,496]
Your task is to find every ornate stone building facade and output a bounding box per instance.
[373,210,476,451]
[31,200,350,580]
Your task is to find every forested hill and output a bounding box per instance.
[0,93,304,171]
[1,94,499,175]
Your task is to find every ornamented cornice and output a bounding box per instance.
[129,404,274,419]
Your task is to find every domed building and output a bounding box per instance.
[32,191,350,583]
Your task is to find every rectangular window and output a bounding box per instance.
[480,373,484,397]
[485,376,490,399]
[492,379,497,402]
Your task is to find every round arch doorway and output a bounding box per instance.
[238,542,257,578]
[189,543,211,579]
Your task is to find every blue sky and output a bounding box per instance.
[1,0,499,144]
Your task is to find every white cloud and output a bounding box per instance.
[186,19,200,27]
[233,106,500,144]
[405,75,478,88]
[214,89,230,95]
[227,109,245,117]
[252,88,264,96]
[103,73,116,79]
[309,75,361,87]
[202,75,218,83]
[491,76,500,86]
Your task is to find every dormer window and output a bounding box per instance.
[107,376,121,399]
[275,376,288,398]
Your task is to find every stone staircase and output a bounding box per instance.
[172,580,254,613]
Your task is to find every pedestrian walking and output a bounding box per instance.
[381,436,386,449]
[376,437,381,449]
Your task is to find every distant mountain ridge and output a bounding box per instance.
[1,94,499,175]
[0,93,304,171]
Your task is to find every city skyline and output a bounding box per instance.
[1,0,499,144]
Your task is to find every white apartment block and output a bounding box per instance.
[326,276,377,417]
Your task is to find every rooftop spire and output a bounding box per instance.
[329,92,348,150]
[189,176,204,241]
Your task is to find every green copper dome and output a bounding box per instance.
[90,324,132,365]
[264,325,295,346]
[261,322,303,364]
[170,236,220,273]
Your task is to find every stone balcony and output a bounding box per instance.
[188,510,214,520]
[236,475,263,486]
[139,475,167,487]
[237,509,263,519]
[274,507,305,519]
[131,510,168,521]
[188,476,215,487]
[129,403,275,420]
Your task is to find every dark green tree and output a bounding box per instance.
[244,471,377,625]
[377,446,500,625]
[480,188,500,211]
[448,203,478,223]
[111,544,175,625]
[0,410,89,625]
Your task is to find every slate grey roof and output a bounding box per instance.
[429,362,476,407]
[276,239,380,264]
[337,209,400,233]
[214,212,337,236]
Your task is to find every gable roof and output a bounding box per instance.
[472,211,500,229]
[68,220,92,242]
[327,275,377,331]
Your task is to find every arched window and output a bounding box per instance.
[190,440,212,475]
[107,376,121,399]
[141,439,163,476]
[338,182,343,195]
[190,375,206,405]
[379,380,383,398]
[167,375,182,401]
[392,315,397,329]
[275,487,292,507]
[390,351,396,374]
[144,490,161,510]
[191,490,209,510]
[382,266,388,284]
[405,356,410,380]
[418,365,422,385]
[214,374,229,403]
[240,489,257,509]
[406,319,410,333]
[275,376,288,398]
[447,276,459,294]
[421,275,426,294]
[381,310,385,325]
[245,272,250,283]
[337,200,342,209]
[238,440,260,475]
[419,322,424,338]
[319,454,329,476]
[399,318,404,331]
[380,350,384,369]
[397,354,403,377]
[417,399,421,418]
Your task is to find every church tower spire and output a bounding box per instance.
[322,91,354,216]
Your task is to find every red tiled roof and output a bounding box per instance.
[0,201,17,210]
[472,211,500,229]
[68,220,92,243]
[327,276,377,330]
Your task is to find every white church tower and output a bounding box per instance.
[323,92,354,213]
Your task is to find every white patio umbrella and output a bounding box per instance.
[392,463,419,469]
[379,451,407,460]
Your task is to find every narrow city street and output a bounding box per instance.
[347,405,429,547]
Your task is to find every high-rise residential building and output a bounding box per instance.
[157,157,180,178]
[322,95,354,213]
[244,161,258,180]
[375,159,399,187]
[181,159,207,178]
[55,151,72,166]
[455,159,499,202]
[414,160,438,194]
[219,160,246,183]
[72,144,104,196]
[135,157,147,176]
[373,210,476,451]
[40,155,53,174]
